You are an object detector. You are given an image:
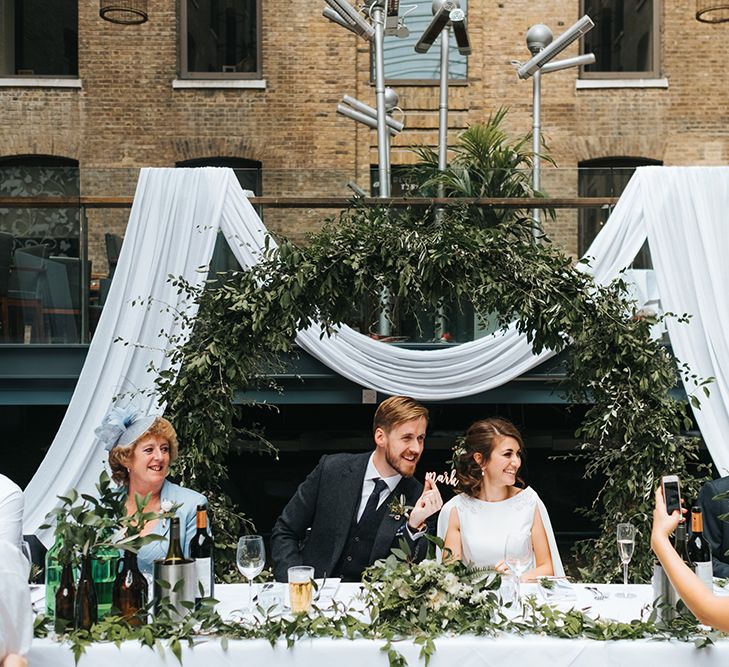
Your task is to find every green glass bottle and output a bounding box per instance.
[44,534,64,617]
[92,544,119,618]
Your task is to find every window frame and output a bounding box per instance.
[370,0,469,86]
[179,0,263,80]
[579,0,661,80]
[577,156,661,266]
[0,0,78,78]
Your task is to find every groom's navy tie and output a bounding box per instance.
[358,478,388,525]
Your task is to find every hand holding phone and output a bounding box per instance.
[661,475,682,516]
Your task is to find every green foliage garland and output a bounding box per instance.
[159,198,706,582]
[39,553,723,666]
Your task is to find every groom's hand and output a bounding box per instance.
[408,477,443,531]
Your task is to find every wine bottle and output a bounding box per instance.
[687,506,713,590]
[163,516,188,564]
[189,504,214,608]
[74,554,98,630]
[54,562,76,633]
[113,550,148,625]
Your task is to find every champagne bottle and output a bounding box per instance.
[112,550,147,625]
[674,522,691,565]
[687,506,713,590]
[54,562,75,633]
[163,517,188,564]
[189,504,214,608]
[74,554,98,630]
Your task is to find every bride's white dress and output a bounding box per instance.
[436,487,564,576]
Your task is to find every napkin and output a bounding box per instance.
[538,577,577,602]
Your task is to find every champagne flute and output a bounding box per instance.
[237,535,266,613]
[504,532,534,611]
[616,522,636,599]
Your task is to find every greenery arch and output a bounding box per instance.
[158,117,706,583]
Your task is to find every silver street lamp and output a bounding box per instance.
[415,0,471,195]
[414,0,471,339]
[324,0,410,335]
[515,15,595,238]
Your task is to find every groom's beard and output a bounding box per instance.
[385,447,420,478]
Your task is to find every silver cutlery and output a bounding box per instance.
[586,586,607,600]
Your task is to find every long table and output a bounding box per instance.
[28,583,729,667]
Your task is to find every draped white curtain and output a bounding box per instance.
[22,165,729,539]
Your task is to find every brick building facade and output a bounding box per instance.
[1,1,728,271]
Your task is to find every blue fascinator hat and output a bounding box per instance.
[95,405,160,451]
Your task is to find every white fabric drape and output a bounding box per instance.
[22,166,729,539]
[578,166,729,474]
[23,169,229,541]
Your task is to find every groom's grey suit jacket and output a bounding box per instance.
[270,451,427,581]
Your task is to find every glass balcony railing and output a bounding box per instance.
[0,166,648,346]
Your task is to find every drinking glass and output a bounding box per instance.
[288,565,314,614]
[504,532,534,610]
[616,523,636,599]
[237,535,266,612]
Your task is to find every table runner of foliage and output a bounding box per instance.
[37,546,724,666]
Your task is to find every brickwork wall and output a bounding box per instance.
[1,1,728,269]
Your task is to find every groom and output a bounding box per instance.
[271,396,442,581]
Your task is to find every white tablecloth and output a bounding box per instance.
[28,583,729,667]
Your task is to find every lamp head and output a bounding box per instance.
[384,87,399,111]
[526,24,553,55]
[432,0,459,14]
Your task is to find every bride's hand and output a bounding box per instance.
[495,560,510,575]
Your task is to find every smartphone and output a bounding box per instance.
[661,475,682,515]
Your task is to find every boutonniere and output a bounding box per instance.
[388,494,412,521]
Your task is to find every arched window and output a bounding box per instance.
[176,157,262,275]
[0,155,80,255]
[176,156,261,195]
[578,156,661,268]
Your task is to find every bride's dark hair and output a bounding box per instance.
[454,417,526,497]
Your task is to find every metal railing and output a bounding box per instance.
[0,192,622,346]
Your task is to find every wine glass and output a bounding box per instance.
[237,535,266,613]
[616,522,636,599]
[504,532,534,611]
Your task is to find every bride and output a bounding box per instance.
[438,418,563,578]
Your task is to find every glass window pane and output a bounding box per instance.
[380,0,467,81]
[0,157,81,344]
[0,0,78,76]
[583,0,653,74]
[578,158,659,268]
[186,0,258,74]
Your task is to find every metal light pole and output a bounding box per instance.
[413,0,471,339]
[372,3,391,197]
[525,24,552,237]
[516,17,595,241]
[323,0,411,334]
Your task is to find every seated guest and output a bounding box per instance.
[652,486,729,630]
[698,476,729,577]
[0,540,32,667]
[438,418,563,577]
[0,474,24,548]
[271,396,443,582]
[96,407,207,573]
